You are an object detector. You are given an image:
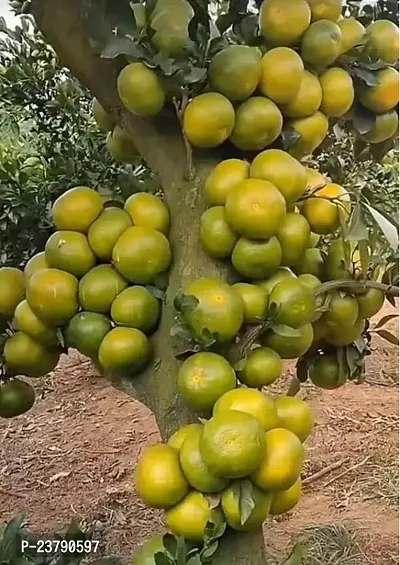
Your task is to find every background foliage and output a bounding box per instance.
[0,17,143,268]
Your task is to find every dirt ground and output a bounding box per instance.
[0,303,398,564]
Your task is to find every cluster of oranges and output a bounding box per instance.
[135,388,312,541]
[0,186,172,418]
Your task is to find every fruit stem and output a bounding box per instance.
[316,279,399,297]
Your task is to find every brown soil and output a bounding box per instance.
[0,303,398,563]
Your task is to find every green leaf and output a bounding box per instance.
[234,357,247,372]
[154,552,172,565]
[187,555,202,565]
[280,128,301,149]
[239,479,255,526]
[347,203,369,241]
[364,203,399,252]
[198,328,218,348]
[272,325,302,338]
[176,537,187,565]
[130,3,147,30]
[101,36,148,60]
[162,533,177,558]
[170,321,192,339]
[180,294,200,313]
[352,106,376,135]
[0,513,26,562]
[281,542,304,565]
[201,540,219,560]
[145,285,166,301]
[374,314,399,330]
[180,66,207,84]
[351,66,380,86]
[376,329,399,345]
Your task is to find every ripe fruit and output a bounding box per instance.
[0,267,24,318]
[135,443,188,509]
[270,478,302,515]
[302,183,350,235]
[251,428,304,491]
[106,126,138,164]
[360,67,399,114]
[325,317,364,347]
[14,300,57,346]
[321,292,359,329]
[65,312,112,358]
[277,213,311,266]
[307,0,342,22]
[52,186,103,233]
[298,273,321,293]
[27,268,78,326]
[92,99,114,132]
[237,347,282,388]
[167,424,203,451]
[295,248,325,279]
[4,332,60,378]
[310,353,348,389]
[87,207,132,261]
[269,278,315,328]
[24,252,49,284]
[231,236,282,280]
[98,327,149,373]
[230,97,283,151]
[112,226,171,285]
[280,70,323,119]
[221,481,271,531]
[200,410,266,478]
[320,67,354,117]
[256,267,296,295]
[259,48,304,104]
[150,0,191,56]
[364,20,399,64]
[183,93,235,148]
[287,111,329,159]
[259,0,311,46]
[79,265,127,313]
[200,206,238,259]
[361,111,399,144]
[45,231,96,278]
[117,62,165,116]
[177,352,236,413]
[111,286,160,333]
[132,535,164,565]
[305,167,326,191]
[263,323,314,359]
[301,20,342,68]
[213,388,279,431]
[0,379,35,419]
[165,492,223,542]
[250,149,307,204]
[274,396,313,442]
[181,278,243,343]
[205,159,249,206]
[124,193,170,235]
[338,17,365,54]
[208,45,262,102]
[179,427,229,492]
[232,283,269,323]
[225,178,286,239]
[357,288,384,319]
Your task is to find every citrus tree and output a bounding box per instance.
[0,0,399,564]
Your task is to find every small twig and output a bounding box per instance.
[172,93,194,181]
[303,458,349,486]
[316,279,399,297]
[323,455,371,488]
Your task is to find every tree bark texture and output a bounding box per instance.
[31,1,267,562]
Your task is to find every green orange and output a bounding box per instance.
[237,347,282,388]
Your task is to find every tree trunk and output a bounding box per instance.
[30,1,267,562]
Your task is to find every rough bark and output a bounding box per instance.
[30,0,267,562]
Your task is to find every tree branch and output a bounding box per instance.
[30,0,187,185]
[316,279,399,297]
